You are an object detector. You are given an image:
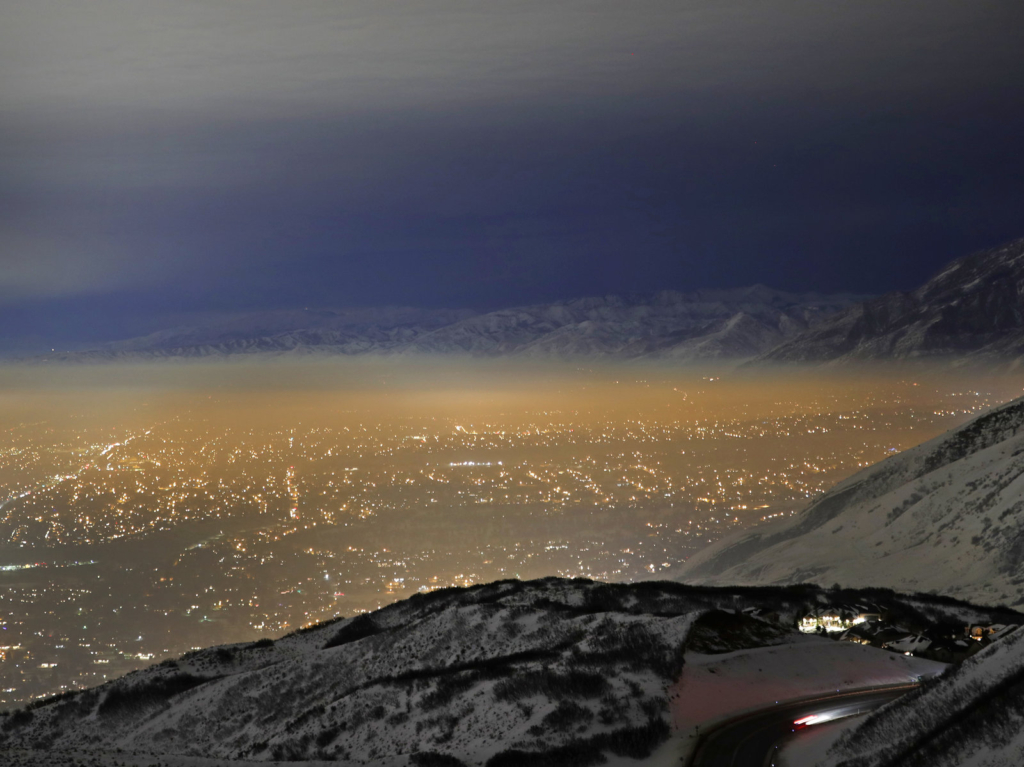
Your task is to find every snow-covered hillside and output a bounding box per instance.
[29,287,861,363]
[0,578,719,766]
[674,394,1024,606]
[0,578,993,767]
[820,623,1024,767]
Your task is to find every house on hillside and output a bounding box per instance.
[883,634,932,655]
[926,636,977,663]
[799,608,852,633]
[799,603,883,634]
[969,623,1020,642]
[990,624,1020,641]
[840,622,878,645]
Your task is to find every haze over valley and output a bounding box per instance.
[0,361,1019,711]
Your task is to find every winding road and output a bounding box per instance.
[689,684,916,767]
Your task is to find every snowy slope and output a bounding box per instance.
[820,625,1024,767]
[673,394,1024,606]
[402,287,859,360]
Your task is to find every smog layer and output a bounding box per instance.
[0,360,1019,708]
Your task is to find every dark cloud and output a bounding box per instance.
[2,1,1023,349]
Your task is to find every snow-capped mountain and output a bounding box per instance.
[821,625,1024,767]
[757,237,1024,365]
[674,394,1024,606]
[30,287,861,363]
[400,287,857,360]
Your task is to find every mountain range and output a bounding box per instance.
[27,236,1024,366]
[30,287,861,363]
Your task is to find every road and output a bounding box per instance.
[689,685,916,767]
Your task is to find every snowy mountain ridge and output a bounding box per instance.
[25,237,1024,365]
[757,237,1024,365]
[673,393,1024,606]
[29,287,862,363]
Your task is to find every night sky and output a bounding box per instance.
[2,1,1024,353]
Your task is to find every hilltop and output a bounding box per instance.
[0,577,987,767]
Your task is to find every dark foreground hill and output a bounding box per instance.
[1,578,1017,767]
